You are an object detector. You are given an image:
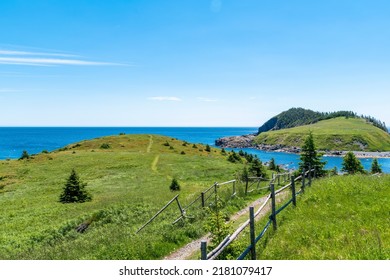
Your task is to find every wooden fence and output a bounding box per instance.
[136,178,238,234]
[201,168,315,260]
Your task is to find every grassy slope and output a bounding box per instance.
[254,117,390,151]
[0,134,247,260]
[232,175,389,260]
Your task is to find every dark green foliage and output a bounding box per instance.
[19,150,30,160]
[299,132,326,176]
[370,158,382,174]
[205,144,211,152]
[182,141,188,146]
[192,144,198,149]
[59,169,92,203]
[100,143,111,149]
[169,178,181,192]
[180,151,186,155]
[119,132,126,135]
[341,152,364,174]
[41,150,49,154]
[268,158,277,171]
[241,166,249,182]
[249,158,266,178]
[221,148,227,155]
[227,151,242,163]
[258,107,388,134]
[163,141,170,147]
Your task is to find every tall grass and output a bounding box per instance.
[230,175,389,260]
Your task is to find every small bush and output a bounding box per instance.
[169,178,181,192]
[19,150,30,160]
[192,144,198,149]
[181,151,186,155]
[41,150,49,154]
[163,141,170,147]
[205,144,211,152]
[100,143,111,149]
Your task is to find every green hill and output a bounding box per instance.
[258,107,388,134]
[0,134,248,260]
[254,117,390,152]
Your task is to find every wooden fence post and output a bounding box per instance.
[201,192,205,208]
[270,183,277,231]
[302,168,306,193]
[291,175,296,206]
[201,241,207,260]
[277,174,280,186]
[308,165,312,187]
[249,206,256,260]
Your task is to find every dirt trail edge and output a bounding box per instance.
[164,192,288,260]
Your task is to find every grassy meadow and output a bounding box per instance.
[0,134,254,260]
[254,117,390,151]
[228,174,390,260]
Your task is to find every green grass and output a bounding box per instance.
[228,175,390,260]
[0,134,256,260]
[254,117,390,151]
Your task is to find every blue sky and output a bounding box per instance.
[0,0,389,126]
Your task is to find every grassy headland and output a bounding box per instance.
[254,117,390,152]
[0,134,250,260]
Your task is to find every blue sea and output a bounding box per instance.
[0,127,389,173]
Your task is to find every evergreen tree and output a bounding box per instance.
[60,169,91,203]
[249,158,266,178]
[169,178,181,191]
[341,152,364,174]
[268,158,277,171]
[370,158,382,174]
[19,150,30,160]
[299,132,326,176]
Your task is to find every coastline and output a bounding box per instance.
[215,135,390,159]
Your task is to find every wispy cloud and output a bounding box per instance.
[148,96,182,102]
[0,50,77,57]
[198,97,218,102]
[0,88,21,93]
[0,48,125,66]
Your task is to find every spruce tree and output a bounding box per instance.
[341,152,364,174]
[370,158,382,174]
[169,178,181,191]
[60,169,91,203]
[299,132,326,176]
[268,158,276,171]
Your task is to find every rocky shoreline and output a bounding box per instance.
[215,135,390,158]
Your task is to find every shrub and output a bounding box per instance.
[163,141,170,147]
[100,143,111,149]
[205,144,211,152]
[19,150,30,160]
[341,152,364,174]
[370,158,382,174]
[169,178,181,192]
[59,169,92,203]
[180,151,186,155]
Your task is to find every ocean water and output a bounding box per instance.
[0,127,389,173]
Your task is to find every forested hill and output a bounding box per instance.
[258,108,388,134]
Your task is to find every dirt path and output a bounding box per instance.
[164,191,289,260]
[147,135,153,153]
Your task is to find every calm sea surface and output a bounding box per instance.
[0,127,389,173]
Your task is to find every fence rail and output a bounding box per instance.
[201,167,316,260]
